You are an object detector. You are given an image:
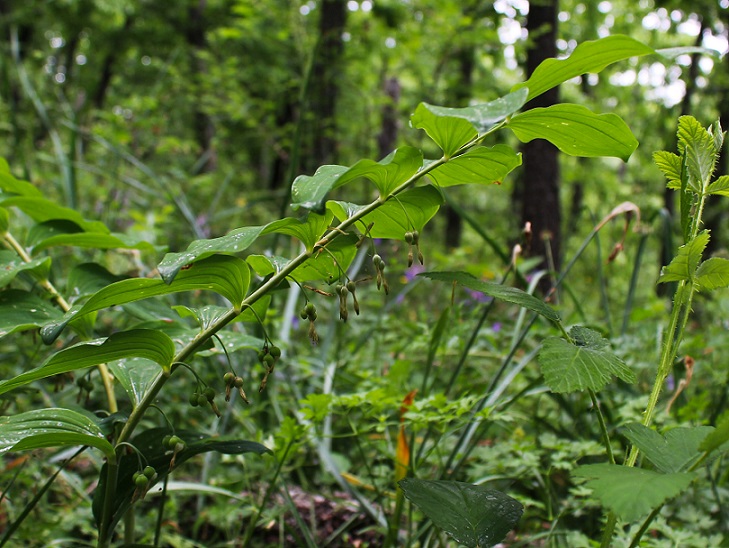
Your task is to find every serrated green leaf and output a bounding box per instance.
[336,146,423,197]
[108,358,163,409]
[538,326,635,393]
[427,145,522,187]
[677,115,717,193]
[0,158,43,197]
[27,219,157,253]
[0,196,108,233]
[398,479,523,548]
[410,89,529,135]
[410,104,478,157]
[267,211,332,251]
[42,255,251,342]
[419,270,560,322]
[621,423,713,473]
[0,289,63,338]
[0,329,175,396]
[657,230,709,284]
[290,165,350,212]
[513,35,654,102]
[93,427,271,538]
[0,408,114,458]
[327,185,443,240]
[695,257,729,291]
[508,105,638,161]
[706,176,729,197]
[573,464,695,522]
[158,224,275,283]
[699,415,729,453]
[0,250,52,287]
[653,151,682,190]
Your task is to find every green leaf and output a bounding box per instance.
[290,165,349,212]
[508,104,638,161]
[267,211,332,251]
[695,257,729,291]
[398,479,523,548]
[0,250,51,287]
[93,427,271,536]
[538,326,636,393]
[0,408,114,458]
[108,358,163,409]
[573,464,695,522]
[289,232,359,282]
[653,151,682,190]
[706,175,729,197]
[67,263,126,299]
[333,146,422,198]
[677,116,717,192]
[0,158,43,197]
[419,271,560,323]
[0,207,8,232]
[327,185,443,240]
[699,415,729,453]
[410,89,529,134]
[410,104,478,157]
[198,330,263,357]
[657,230,709,284]
[27,220,157,253]
[0,329,176,396]
[427,145,522,187]
[0,196,108,233]
[621,423,713,473]
[158,224,275,283]
[0,289,63,338]
[42,255,251,342]
[513,35,654,102]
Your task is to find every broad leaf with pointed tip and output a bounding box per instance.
[0,289,62,338]
[0,329,175,396]
[695,257,729,291]
[335,146,423,197]
[410,105,478,157]
[267,211,332,251]
[573,464,695,522]
[42,255,251,342]
[0,196,109,233]
[621,423,713,473]
[427,145,522,187]
[508,105,638,161]
[513,35,654,101]
[0,408,114,458]
[108,358,163,409]
[399,479,523,548]
[538,326,635,393]
[27,219,157,253]
[327,185,443,240]
[290,165,349,212]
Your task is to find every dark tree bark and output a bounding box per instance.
[93,14,135,110]
[377,76,400,159]
[517,0,560,287]
[305,0,346,171]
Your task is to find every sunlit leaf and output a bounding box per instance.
[695,257,729,291]
[336,146,423,197]
[267,211,332,251]
[0,329,176,396]
[706,175,729,197]
[0,289,63,338]
[108,358,163,409]
[42,255,251,342]
[290,165,349,212]
[621,423,713,473]
[508,105,638,161]
[538,326,636,393]
[410,104,478,157]
[399,479,523,548]
[677,116,717,192]
[513,35,654,101]
[653,151,682,190]
[427,145,522,187]
[573,464,695,522]
[0,408,114,458]
[420,271,560,322]
[327,186,443,240]
[657,230,709,284]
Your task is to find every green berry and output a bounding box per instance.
[143,466,156,480]
[346,281,356,293]
[224,371,235,384]
[203,387,216,401]
[162,435,172,448]
[404,231,414,244]
[339,285,349,297]
[263,354,275,368]
[305,302,316,315]
[234,376,244,388]
[300,309,308,320]
[309,311,317,321]
[189,392,200,407]
[269,346,281,358]
[197,394,208,407]
[135,473,149,488]
[373,254,382,267]
[257,349,267,362]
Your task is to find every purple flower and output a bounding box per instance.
[404,263,425,282]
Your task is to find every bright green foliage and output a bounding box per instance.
[705,175,729,197]
[427,145,522,187]
[508,105,639,161]
[538,326,635,393]
[410,104,479,157]
[398,479,523,548]
[657,230,710,285]
[573,464,695,522]
[420,270,560,323]
[0,408,114,458]
[334,145,423,197]
[620,423,713,473]
[699,415,729,454]
[695,257,729,291]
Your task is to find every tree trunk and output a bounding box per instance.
[518,0,560,288]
